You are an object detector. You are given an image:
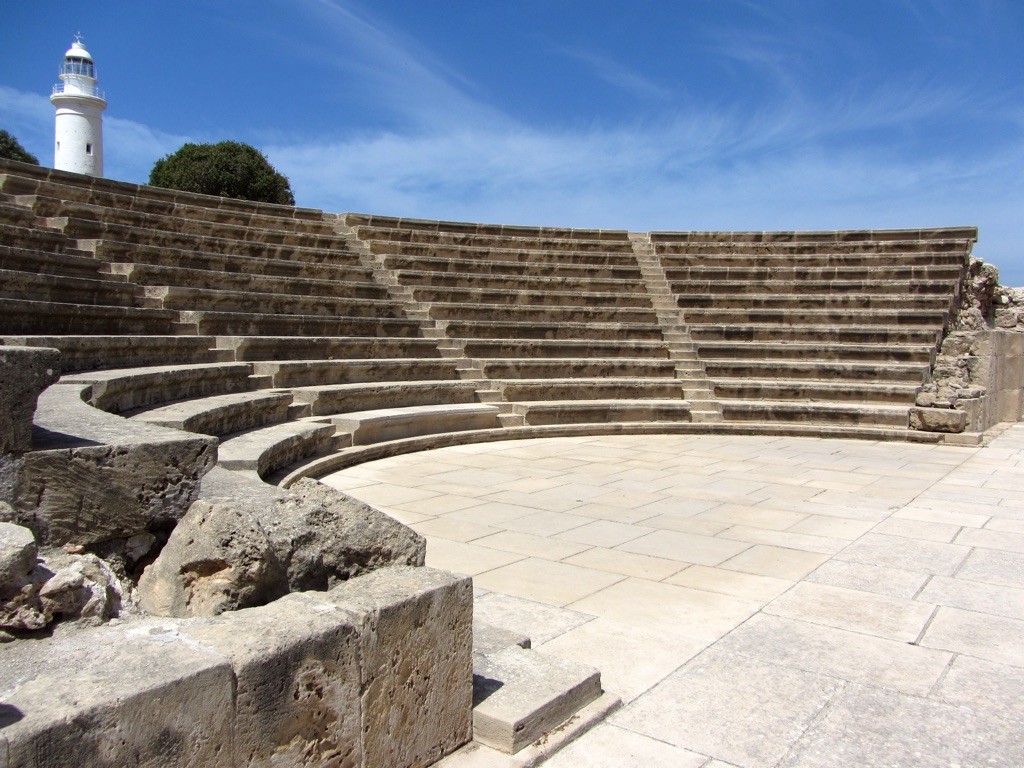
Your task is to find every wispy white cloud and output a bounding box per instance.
[285,0,506,130]
[556,47,674,102]
[0,86,54,162]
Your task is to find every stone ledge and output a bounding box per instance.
[0,565,473,768]
[3,382,216,546]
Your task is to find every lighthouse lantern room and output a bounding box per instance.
[51,35,106,177]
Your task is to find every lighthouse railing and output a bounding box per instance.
[52,83,106,100]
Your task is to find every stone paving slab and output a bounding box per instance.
[323,427,1024,766]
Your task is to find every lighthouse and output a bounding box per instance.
[51,35,106,176]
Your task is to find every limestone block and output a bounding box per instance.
[909,407,967,433]
[472,646,603,754]
[140,473,426,617]
[326,565,475,767]
[179,593,364,768]
[7,383,216,546]
[0,345,59,454]
[137,498,287,617]
[0,521,36,588]
[273,479,426,590]
[0,622,235,768]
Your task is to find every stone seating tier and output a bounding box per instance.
[381,253,643,280]
[136,284,409,318]
[289,380,483,417]
[688,324,942,345]
[329,403,502,445]
[649,226,977,244]
[370,241,641,265]
[680,307,948,327]
[0,335,229,372]
[492,379,687,401]
[55,217,363,266]
[62,362,262,414]
[425,302,658,325]
[87,239,377,283]
[657,248,969,267]
[105,261,390,300]
[0,200,36,227]
[174,310,423,338]
[130,390,293,437]
[719,400,911,427]
[1,163,325,221]
[251,358,461,387]
[409,286,654,308]
[393,268,647,293]
[660,264,963,283]
[437,319,665,342]
[478,358,680,378]
[701,359,930,382]
[510,400,693,426]
[216,335,444,361]
[674,293,954,311]
[0,221,77,255]
[0,297,178,336]
[711,379,920,404]
[0,268,140,307]
[0,241,114,279]
[44,202,344,250]
[461,338,672,359]
[672,279,959,296]
[345,212,630,242]
[22,193,339,235]
[217,420,342,478]
[695,341,935,364]
[357,227,632,251]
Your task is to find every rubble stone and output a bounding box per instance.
[138,470,426,617]
[0,521,37,587]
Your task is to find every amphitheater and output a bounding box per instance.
[1,155,1022,766]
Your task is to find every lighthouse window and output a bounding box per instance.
[86,144,93,155]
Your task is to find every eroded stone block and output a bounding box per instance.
[139,473,426,617]
[326,565,475,767]
[7,383,216,546]
[0,622,235,768]
[909,406,967,433]
[180,593,364,768]
[0,346,60,454]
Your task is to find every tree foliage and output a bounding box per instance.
[149,141,295,205]
[0,130,40,164]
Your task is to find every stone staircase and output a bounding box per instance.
[630,231,722,423]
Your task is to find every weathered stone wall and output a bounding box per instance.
[912,257,1024,434]
[0,565,473,768]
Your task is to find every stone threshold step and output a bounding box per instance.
[473,646,604,755]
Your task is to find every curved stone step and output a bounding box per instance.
[131,390,293,437]
[329,403,502,445]
[62,362,260,414]
[217,420,340,478]
[512,399,692,426]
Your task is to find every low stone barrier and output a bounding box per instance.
[1,565,473,768]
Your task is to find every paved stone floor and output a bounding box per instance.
[322,426,1024,767]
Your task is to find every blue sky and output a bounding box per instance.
[3,1,1023,282]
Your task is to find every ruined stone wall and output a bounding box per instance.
[913,257,1024,434]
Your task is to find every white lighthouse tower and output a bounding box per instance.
[51,35,106,176]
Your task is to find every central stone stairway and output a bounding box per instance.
[630,232,723,423]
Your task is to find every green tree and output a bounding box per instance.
[0,130,40,164]
[149,141,295,205]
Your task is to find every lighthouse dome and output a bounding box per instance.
[64,41,93,60]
